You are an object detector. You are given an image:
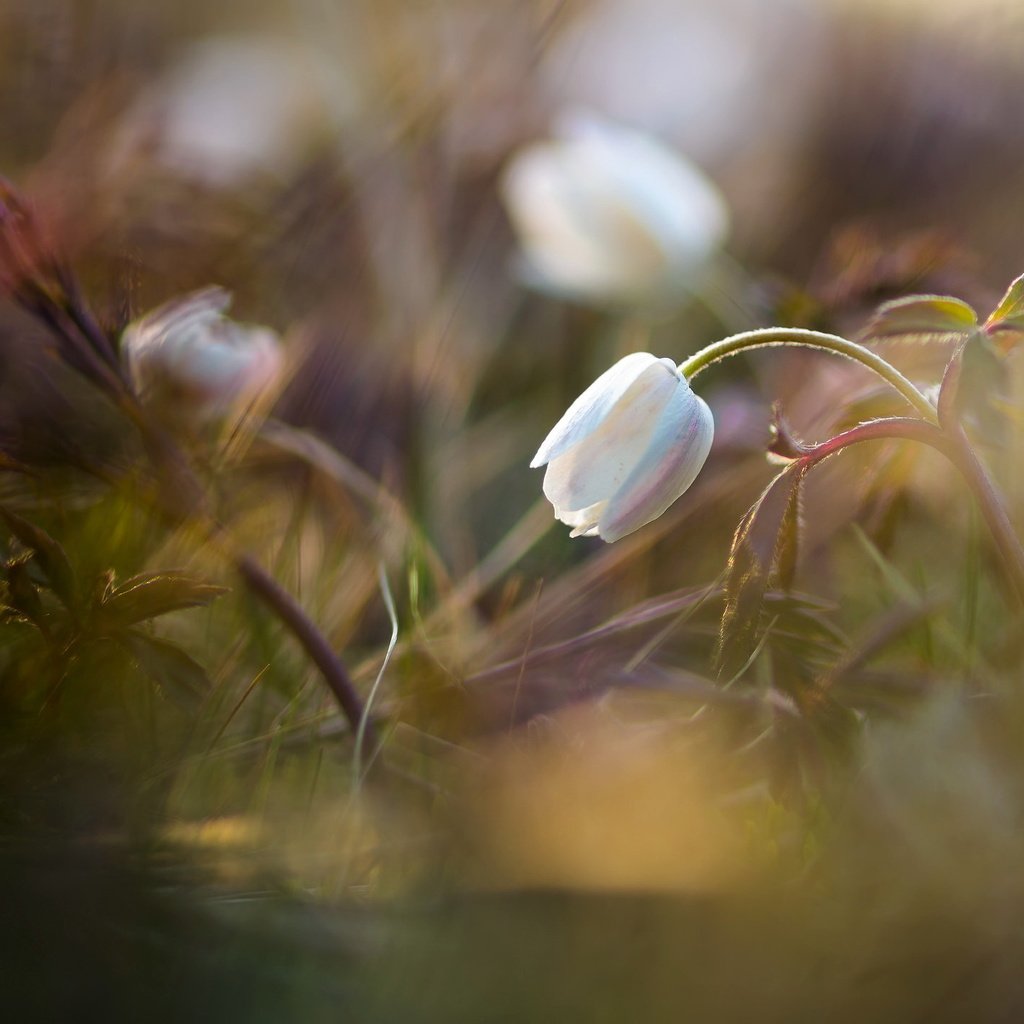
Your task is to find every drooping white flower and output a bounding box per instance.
[500,114,729,306]
[122,288,283,422]
[531,353,714,542]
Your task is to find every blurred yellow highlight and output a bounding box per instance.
[465,701,758,894]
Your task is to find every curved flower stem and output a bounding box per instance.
[678,328,938,424]
[234,550,379,761]
[797,417,1024,608]
[796,417,949,463]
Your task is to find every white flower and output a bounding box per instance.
[500,114,729,305]
[114,36,327,188]
[122,288,283,422]
[531,353,714,542]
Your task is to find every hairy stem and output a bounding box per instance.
[679,328,938,423]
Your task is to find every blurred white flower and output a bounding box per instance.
[531,353,714,542]
[123,288,283,422]
[539,0,826,160]
[117,36,329,187]
[537,0,827,245]
[500,114,729,305]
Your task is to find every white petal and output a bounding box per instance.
[140,287,233,344]
[597,383,714,543]
[531,353,667,468]
[557,500,608,537]
[560,115,729,273]
[542,360,679,512]
[502,143,666,301]
[121,288,282,420]
[502,149,618,295]
[502,114,729,303]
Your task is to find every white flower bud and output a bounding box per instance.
[531,353,714,542]
[122,288,283,422]
[500,114,729,306]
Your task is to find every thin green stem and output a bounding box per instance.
[678,328,938,424]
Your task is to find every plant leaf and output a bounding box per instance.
[983,273,1024,347]
[3,557,47,632]
[864,294,977,342]
[717,464,805,680]
[984,273,1024,329]
[0,507,77,609]
[99,571,227,627]
[118,631,212,709]
[775,476,803,591]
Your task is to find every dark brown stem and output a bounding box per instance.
[55,264,125,373]
[798,417,1024,608]
[21,285,127,401]
[235,552,377,761]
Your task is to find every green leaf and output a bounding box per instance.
[983,273,1024,344]
[99,571,227,628]
[933,330,1006,433]
[717,464,805,680]
[985,272,1024,326]
[118,631,212,709]
[3,557,47,632]
[864,294,977,341]
[0,507,77,609]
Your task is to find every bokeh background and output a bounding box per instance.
[4,0,1024,1020]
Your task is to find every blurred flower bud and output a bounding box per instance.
[500,114,729,306]
[122,288,283,422]
[117,36,326,187]
[531,353,714,542]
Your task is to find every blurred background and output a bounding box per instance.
[4,0,1024,1019]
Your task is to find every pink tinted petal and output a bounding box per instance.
[597,385,713,543]
[542,360,679,512]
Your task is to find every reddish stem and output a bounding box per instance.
[797,417,1024,607]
